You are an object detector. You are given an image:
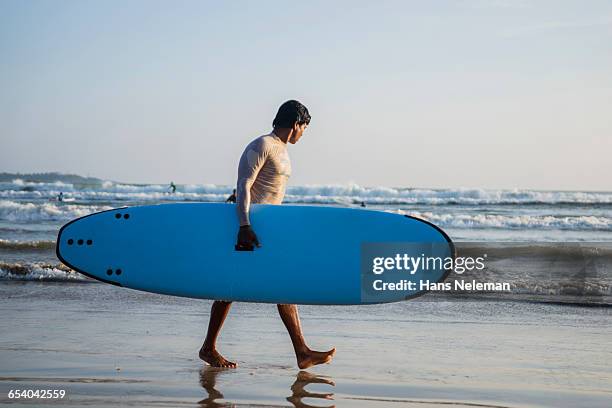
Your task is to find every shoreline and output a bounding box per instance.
[1,282,610,407]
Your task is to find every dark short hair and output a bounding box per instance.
[272,100,311,128]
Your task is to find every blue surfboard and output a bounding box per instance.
[56,203,454,305]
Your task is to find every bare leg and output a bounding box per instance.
[277,304,336,369]
[199,300,237,368]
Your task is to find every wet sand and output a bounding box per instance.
[0,282,610,407]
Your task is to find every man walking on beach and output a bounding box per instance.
[199,100,336,369]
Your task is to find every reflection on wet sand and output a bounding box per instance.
[198,367,235,408]
[198,367,335,408]
[287,370,335,408]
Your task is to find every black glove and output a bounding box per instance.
[236,225,261,251]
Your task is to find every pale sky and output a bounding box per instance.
[1,0,611,190]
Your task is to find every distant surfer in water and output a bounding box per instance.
[225,189,237,203]
[169,181,176,194]
[199,100,336,369]
[57,192,64,202]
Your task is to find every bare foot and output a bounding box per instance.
[199,347,237,368]
[297,348,336,369]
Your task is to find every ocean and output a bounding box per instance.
[1,175,611,306]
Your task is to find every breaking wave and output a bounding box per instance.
[0,200,112,222]
[2,179,612,206]
[0,239,55,250]
[399,211,612,231]
[0,262,90,282]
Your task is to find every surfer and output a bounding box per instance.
[225,189,237,203]
[57,192,64,202]
[199,100,336,369]
[169,181,177,194]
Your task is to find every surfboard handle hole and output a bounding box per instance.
[123,214,129,219]
[77,239,84,245]
[67,239,73,245]
[115,269,122,275]
[115,213,121,219]
[87,239,93,245]
[106,269,113,276]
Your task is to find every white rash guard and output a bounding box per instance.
[236,133,291,226]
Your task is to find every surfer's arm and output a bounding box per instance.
[236,141,269,226]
